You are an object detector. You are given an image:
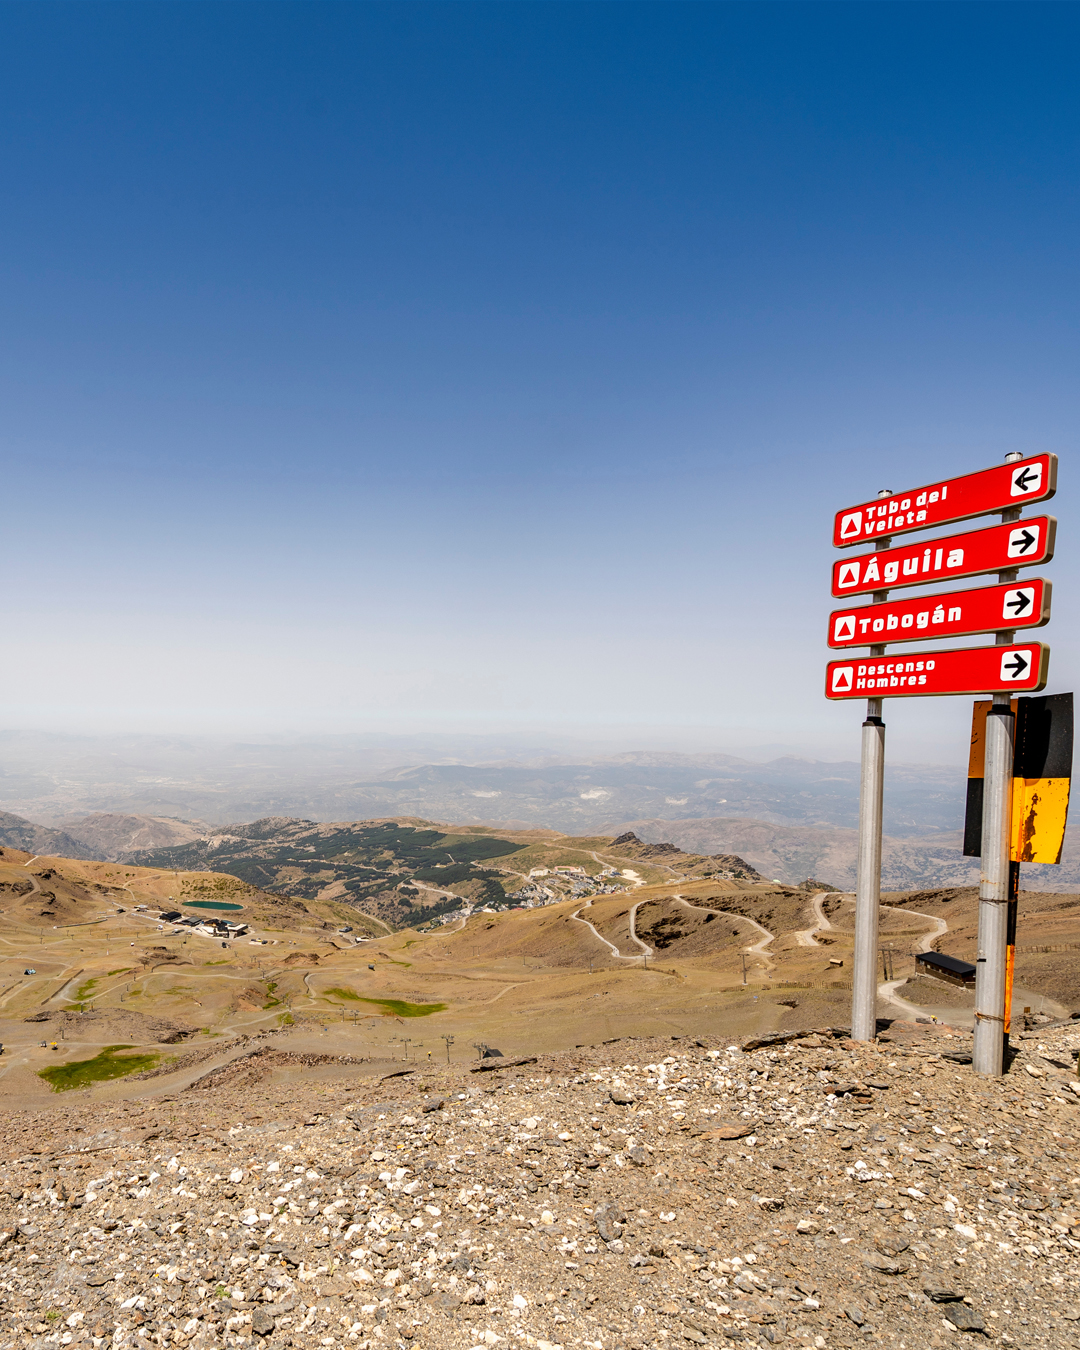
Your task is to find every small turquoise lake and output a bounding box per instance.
[183,900,245,912]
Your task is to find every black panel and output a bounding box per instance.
[963,776,984,857]
[1015,692,1074,779]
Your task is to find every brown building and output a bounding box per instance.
[915,950,976,988]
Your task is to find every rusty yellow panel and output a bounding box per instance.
[1011,776,1071,864]
[968,700,990,779]
[968,698,1017,778]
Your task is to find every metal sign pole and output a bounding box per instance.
[974,453,1024,1076]
[852,494,892,1042]
[852,696,885,1041]
[973,698,1014,1074]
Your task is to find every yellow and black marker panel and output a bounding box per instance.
[1010,692,1073,864]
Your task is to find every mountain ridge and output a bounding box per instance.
[4,800,1076,894]
[0,810,101,860]
[621,814,1080,892]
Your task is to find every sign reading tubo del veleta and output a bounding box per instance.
[832,453,1056,548]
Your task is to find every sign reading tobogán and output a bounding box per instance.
[827,578,1051,648]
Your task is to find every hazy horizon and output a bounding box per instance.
[0,720,972,769]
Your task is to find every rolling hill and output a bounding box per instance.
[127,818,768,929]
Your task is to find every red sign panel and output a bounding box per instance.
[826,643,1050,700]
[828,578,1051,649]
[831,516,1055,598]
[833,453,1056,548]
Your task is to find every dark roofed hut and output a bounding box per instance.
[915,950,976,989]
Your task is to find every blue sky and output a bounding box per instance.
[1,1,1077,762]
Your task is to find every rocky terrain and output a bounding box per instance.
[3,1017,1080,1350]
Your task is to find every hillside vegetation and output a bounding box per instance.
[125,818,768,930]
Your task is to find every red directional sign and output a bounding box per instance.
[826,643,1049,700]
[833,453,1056,548]
[828,578,1052,649]
[831,516,1055,598]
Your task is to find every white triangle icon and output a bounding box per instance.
[832,667,854,693]
[834,615,856,641]
[840,511,863,539]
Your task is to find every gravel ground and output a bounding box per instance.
[2,1019,1080,1350]
[890,979,974,1010]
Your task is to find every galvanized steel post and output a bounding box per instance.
[973,699,1014,1075]
[851,699,885,1041]
[974,451,1026,1076]
[851,492,893,1043]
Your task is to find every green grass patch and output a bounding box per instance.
[72,978,99,1001]
[107,968,132,977]
[38,1044,161,1092]
[324,990,446,1017]
[203,959,230,966]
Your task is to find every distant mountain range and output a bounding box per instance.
[0,730,1073,892]
[0,729,963,836]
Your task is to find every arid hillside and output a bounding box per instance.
[0,831,1074,1127]
[55,812,211,858]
